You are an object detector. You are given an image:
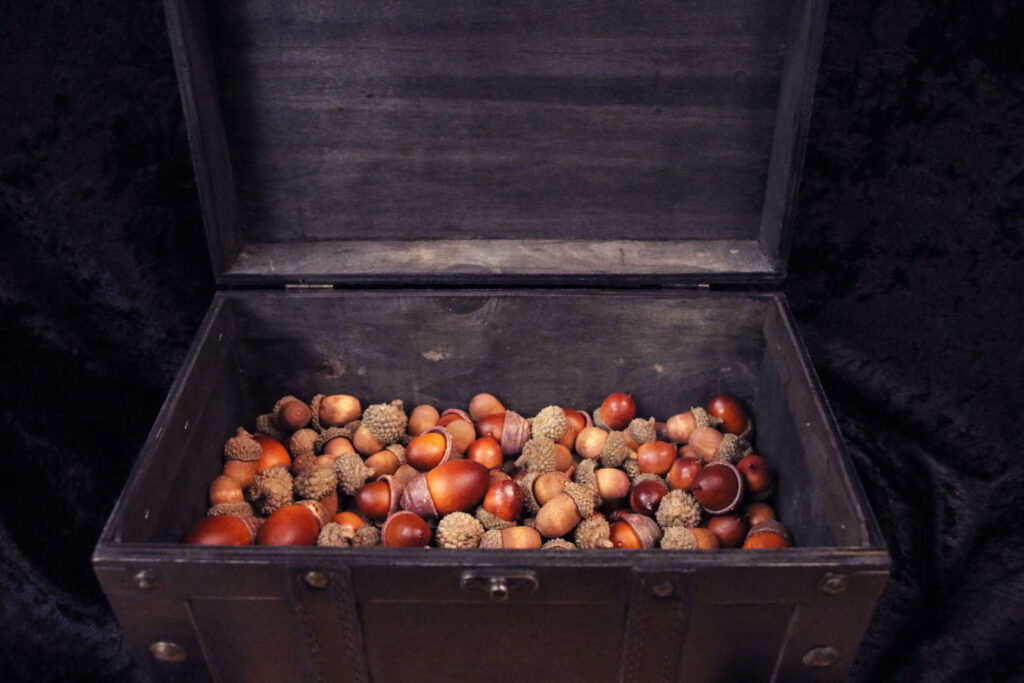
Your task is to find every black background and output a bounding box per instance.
[2,1,1023,681]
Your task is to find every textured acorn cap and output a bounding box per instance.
[519,471,542,514]
[691,406,723,429]
[436,512,485,549]
[249,465,294,516]
[344,419,362,433]
[351,523,381,547]
[592,407,610,430]
[207,502,254,518]
[623,458,643,482]
[386,443,407,464]
[599,431,630,468]
[633,472,668,488]
[309,394,326,432]
[475,506,515,531]
[315,426,353,454]
[333,452,375,496]
[295,466,338,501]
[628,418,657,445]
[480,529,504,549]
[317,522,353,547]
[575,514,613,549]
[532,406,567,441]
[515,437,558,474]
[542,539,576,550]
[224,427,262,462]
[522,517,537,529]
[661,526,699,550]
[254,414,287,442]
[362,400,408,445]
[713,433,742,464]
[573,459,598,493]
[563,482,597,519]
[655,490,702,529]
[289,428,319,459]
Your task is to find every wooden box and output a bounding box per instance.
[93,2,889,681]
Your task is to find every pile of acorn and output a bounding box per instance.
[184,392,791,551]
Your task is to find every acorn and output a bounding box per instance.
[575,427,608,460]
[353,425,384,455]
[598,393,636,430]
[737,454,774,500]
[745,502,777,526]
[364,450,401,476]
[351,523,381,547]
[406,426,453,471]
[542,539,576,550]
[691,527,722,549]
[628,417,657,446]
[634,440,676,475]
[707,515,749,548]
[480,526,542,549]
[288,428,319,460]
[355,475,404,521]
[224,427,261,462]
[254,413,287,442]
[400,459,490,517]
[294,466,337,501]
[467,436,504,469]
[362,400,408,446]
[291,452,316,475]
[184,515,260,545]
[532,405,568,441]
[660,527,698,550]
[481,478,523,524]
[535,482,597,538]
[532,471,570,506]
[500,411,531,456]
[273,396,312,431]
[315,426,353,454]
[206,502,255,518]
[469,393,505,421]
[253,434,291,472]
[440,413,476,455]
[514,436,558,474]
[691,462,745,514]
[708,393,752,439]
[743,520,792,549]
[664,407,721,444]
[595,468,632,502]
[609,512,662,549]
[317,522,354,547]
[311,394,361,431]
[666,457,704,491]
[209,475,244,506]
[333,452,375,496]
[655,489,702,529]
[223,460,259,489]
[600,431,630,468]
[436,512,485,549]
[249,465,294,516]
[630,478,668,516]
[378,511,430,548]
[257,501,326,546]
[334,511,364,530]
[408,404,440,436]
[574,514,613,549]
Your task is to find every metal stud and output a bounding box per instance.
[132,570,156,590]
[802,646,840,668]
[304,570,330,588]
[819,573,848,595]
[651,581,675,599]
[150,641,186,663]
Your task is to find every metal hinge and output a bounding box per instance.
[285,283,334,290]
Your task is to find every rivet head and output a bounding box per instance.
[802,646,840,668]
[133,570,156,590]
[651,581,675,599]
[304,571,330,589]
[820,573,848,595]
[150,641,186,663]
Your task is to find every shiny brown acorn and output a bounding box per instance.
[400,460,490,517]
[381,511,432,548]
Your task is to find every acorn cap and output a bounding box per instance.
[713,433,742,464]
[746,519,792,544]
[599,431,630,468]
[344,419,362,433]
[362,400,408,445]
[522,517,537,529]
[628,418,657,445]
[291,453,316,474]
[475,506,515,531]
[532,406,568,441]
[386,443,407,465]
[249,465,294,516]
[480,528,504,549]
[592,407,609,430]
[615,512,664,549]
[518,471,542,514]
[542,539,576,550]
[633,472,667,488]
[224,427,262,462]
[254,414,287,442]
[500,411,531,456]
[696,461,745,514]
[515,437,558,474]
[575,514,613,549]
[333,452,375,496]
[317,521,353,547]
[436,512,485,549]
[207,502,255,518]
[563,481,597,519]
[661,526,699,550]
[691,406,723,429]
[288,428,319,459]
[309,394,326,432]
[623,458,643,482]
[655,490,702,529]
[315,426,353,454]
[573,459,598,493]
[351,523,381,546]
[296,499,330,529]
[295,466,338,501]
[399,472,439,518]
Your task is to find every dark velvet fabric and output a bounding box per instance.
[1,1,1022,681]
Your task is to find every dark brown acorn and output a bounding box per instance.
[381,511,432,548]
[629,478,669,516]
[690,462,745,514]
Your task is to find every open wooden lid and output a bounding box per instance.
[165,0,828,286]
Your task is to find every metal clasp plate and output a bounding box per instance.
[460,569,539,600]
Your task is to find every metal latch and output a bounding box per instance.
[460,569,539,600]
